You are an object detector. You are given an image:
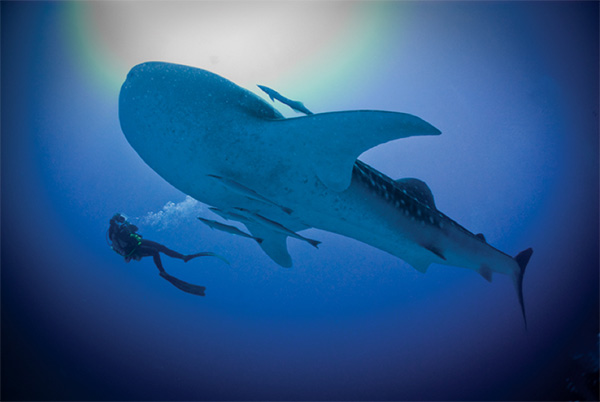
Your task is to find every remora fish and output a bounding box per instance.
[119,62,533,325]
[207,174,292,215]
[198,217,263,244]
[257,84,313,115]
[233,207,321,249]
[209,207,252,223]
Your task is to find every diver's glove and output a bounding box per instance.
[159,271,206,296]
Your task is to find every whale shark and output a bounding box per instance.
[119,62,533,324]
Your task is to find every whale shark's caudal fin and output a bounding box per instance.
[512,248,534,329]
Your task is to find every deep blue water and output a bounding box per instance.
[2,2,598,401]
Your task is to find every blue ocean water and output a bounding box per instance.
[2,2,598,401]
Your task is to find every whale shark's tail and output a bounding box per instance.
[513,248,534,329]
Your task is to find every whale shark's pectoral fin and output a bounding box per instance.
[244,222,292,268]
[275,111,441,192]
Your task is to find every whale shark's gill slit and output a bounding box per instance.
[353,160,482,238]
[353,160,441,228]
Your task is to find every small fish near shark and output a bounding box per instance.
[232,207,321,249]
[257,84,313,115]
[197,216,263,244]
[119,62,533,326]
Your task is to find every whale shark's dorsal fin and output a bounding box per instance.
[395,178,436,209]
[273,111,441,192]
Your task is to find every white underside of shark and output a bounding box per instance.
[119,62,533,325]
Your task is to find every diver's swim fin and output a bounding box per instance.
[185,252,230,265]
[159,271,206,296]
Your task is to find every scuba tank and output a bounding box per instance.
[107,214,142,258]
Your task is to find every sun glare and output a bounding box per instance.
[80,2,358,89]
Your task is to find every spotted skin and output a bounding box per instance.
[353,159,484,240]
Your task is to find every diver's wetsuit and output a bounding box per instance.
[108,213,226,296]
[136,239,198,272]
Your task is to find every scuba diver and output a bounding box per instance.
[108,213,228,296]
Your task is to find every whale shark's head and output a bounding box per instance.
[119,62,280,146]
[118,62,282,187]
